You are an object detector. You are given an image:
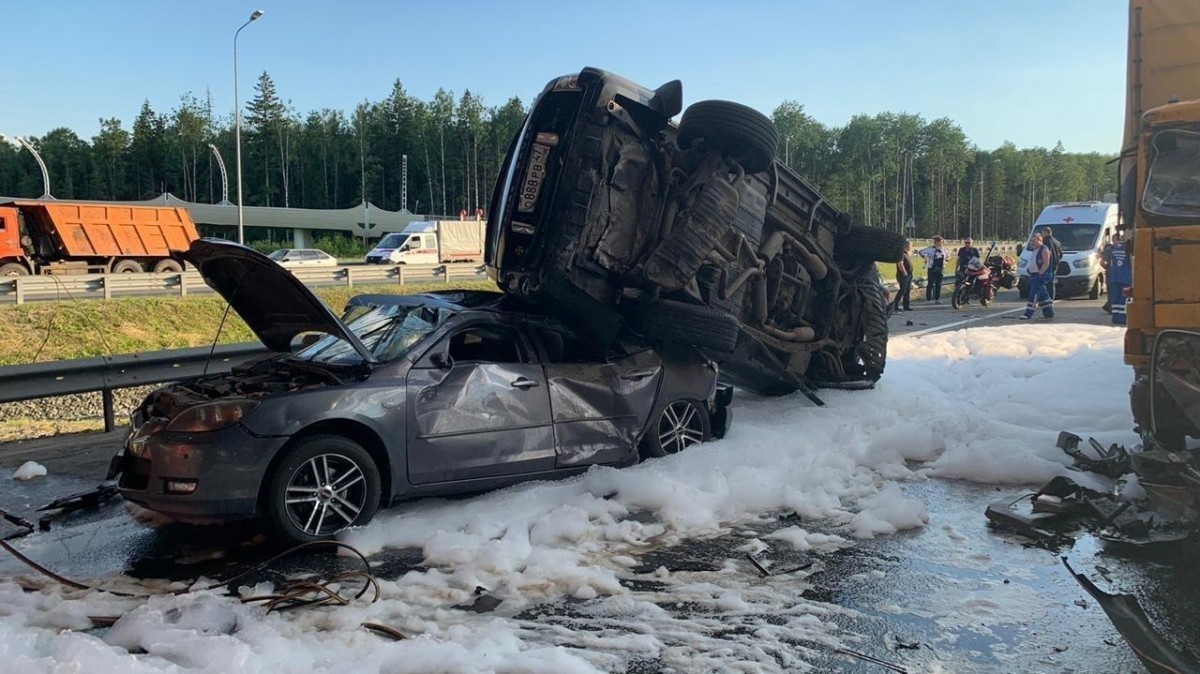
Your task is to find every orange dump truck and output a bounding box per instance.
[0,201,199,276]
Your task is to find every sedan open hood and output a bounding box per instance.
[182,239,375,362]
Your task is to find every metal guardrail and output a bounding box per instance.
[0,263,488,305]
[0,342,270,431]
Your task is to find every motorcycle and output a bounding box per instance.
[952,254,1016,309]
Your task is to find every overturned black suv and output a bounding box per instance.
[486,68,905,394]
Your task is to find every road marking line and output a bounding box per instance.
[903,307,1025,338]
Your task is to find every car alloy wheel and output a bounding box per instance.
[266,435,381,544]
[657,400,708,455]
[284,452,370,537]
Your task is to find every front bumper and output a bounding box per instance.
[110,419,288,519]
[1055,274,1094,297]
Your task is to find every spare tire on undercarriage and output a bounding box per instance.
[834,225,907,263]
[630,298,740,354]
[677,100,779,175]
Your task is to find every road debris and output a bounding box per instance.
[35,484,120,531]
[1063,557,1200,674]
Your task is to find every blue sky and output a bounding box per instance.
[8,0,1125,153]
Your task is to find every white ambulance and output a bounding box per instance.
[1017,201,1118,299]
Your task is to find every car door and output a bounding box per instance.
[405,320,556,484]
[528,321,664,467]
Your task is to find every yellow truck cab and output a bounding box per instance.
[1122,0,1200,447]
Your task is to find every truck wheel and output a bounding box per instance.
[632,298,740,353]
[111,259,143,273]
[153,259,183,274]
[834,225,906,263]
[1088,278,1100,300]
[265,434,381,545]
[677,100,779,174]
[0,263,28,277]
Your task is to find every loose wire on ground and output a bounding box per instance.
[0,537,380,614]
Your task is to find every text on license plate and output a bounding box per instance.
[517,143,551,213]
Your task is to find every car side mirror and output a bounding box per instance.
[430,351,453,369]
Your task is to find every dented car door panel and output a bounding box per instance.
[545,350,662,467]
[405,323,556,484]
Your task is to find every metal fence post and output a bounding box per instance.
[179,271,187,297]
[443,265,450,283]
[102,274,112,300]
[102,388,115,432]
[397,265,405,285]
[14,278,23,305]
[346,267,354,288]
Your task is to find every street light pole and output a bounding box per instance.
[234,9,264,244]
[2,134,54,199]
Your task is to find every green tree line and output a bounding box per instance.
[0,74,1115,241]
[772,102,1116,241]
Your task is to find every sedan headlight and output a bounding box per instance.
[1073,254,1095,268]
[166,400,259,433]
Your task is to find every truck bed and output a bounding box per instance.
[11,202,198,259]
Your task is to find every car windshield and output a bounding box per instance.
[1143,129,1200,218]
[291,303,456,365]
[377,233,406,248]
[1032,224,1101,251]
[267,249,289,260]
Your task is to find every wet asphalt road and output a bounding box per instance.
[2,288,1190,673]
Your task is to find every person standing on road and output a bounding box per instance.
[1109,233,1132,325]
[1041,227,1064,300]
[1020,233,1055,320]
[955,237,980,287]
[1100,234,1115,313]
[893,240,914,313]
[918,236,949,303]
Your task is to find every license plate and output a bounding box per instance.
[517,142,552,213]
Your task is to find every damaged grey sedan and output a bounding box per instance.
[110,239,731,543]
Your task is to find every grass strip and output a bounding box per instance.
[0,280,496,365]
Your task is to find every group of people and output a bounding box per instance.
[889,235,985,313]
[889,227,1132,326]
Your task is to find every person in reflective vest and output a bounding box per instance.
[1109,235,1132,325]
[1020,233,1055,320]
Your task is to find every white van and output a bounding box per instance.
[365,220,485,266]
[1017,201,1118,299]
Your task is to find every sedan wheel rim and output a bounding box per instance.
[284,453,368,536]
[658,401,705,454]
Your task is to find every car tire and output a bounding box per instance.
[835,225,906,263]
[1089,278,1101,300]
[854,274,889,381]
[265,434,381,545]
[111,259,143,273]
[0,262,28,277]
[632,298,740,353]
[153,259,183,274]
[677,100,779,174]
[640,399,712,459]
